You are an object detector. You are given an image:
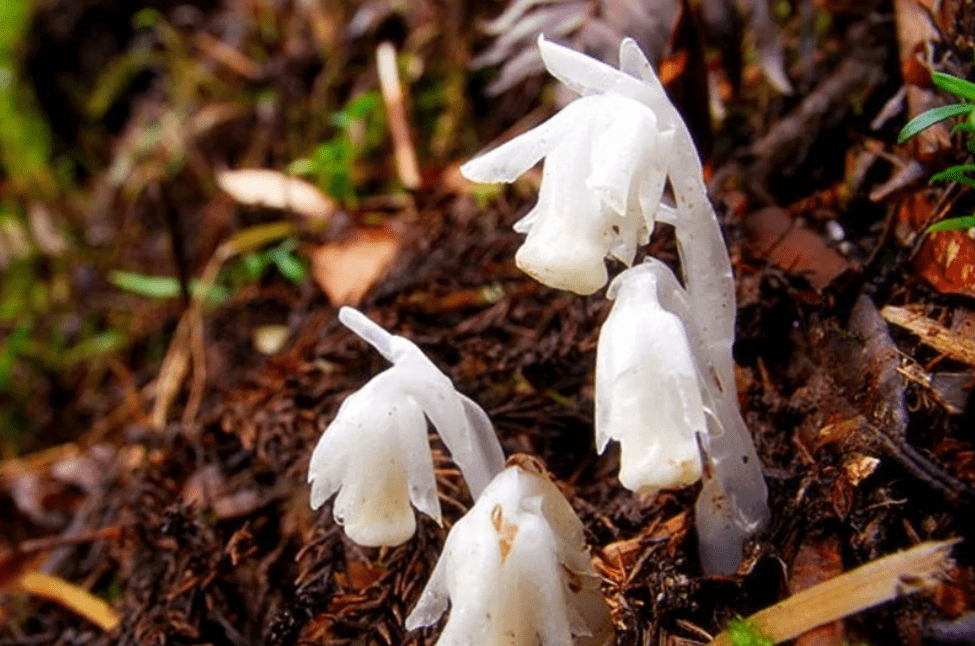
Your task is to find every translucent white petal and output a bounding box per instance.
[399,395,442,526]
[313,375,424,546]
[458,394,507,497]
[338,306,396,362]
[513,128,612,294]
[539,34,658,109]
[586,95,659,217]
[595,289,705,492]
[516,514,573,646]
[405,542,451,629]
[460,99,591,184]
[337,309,505,503]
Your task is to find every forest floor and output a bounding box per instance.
[1,1,974,645]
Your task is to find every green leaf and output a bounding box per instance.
[727,617,774,646]
[267,243,306,284]
[951,121,975,136]
[60,330,128,366]
[109,270,229,301]
[930,165,975,189]
[927,215,975,233]
[931,72,975,101]
[898,103,975,143]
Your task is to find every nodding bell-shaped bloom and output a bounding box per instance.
[406,457,614,646]
[462,43,673,296]
[595,260,707,493]
[597,259,768,574]
[308,307,505,547]
[461,37,736,358]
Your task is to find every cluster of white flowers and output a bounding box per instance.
[462,36,768,575]
[306,34,771,646]
[308,309,613,644]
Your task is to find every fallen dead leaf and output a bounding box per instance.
[310,226,400,306]
[745,207,850,290]
[790,535,846,646]
[216,169,337,220]
[913,231,975,299]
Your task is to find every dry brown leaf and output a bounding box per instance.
[310,226,400,306]
[893,0,952,163]
[913,231,975,299]
[216,169,337,220]
[745,207,850,290]
[790,535,846,646]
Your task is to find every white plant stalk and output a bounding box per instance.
[308,307,505,547]
[406,459,614,646]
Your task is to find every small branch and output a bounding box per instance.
[377,41,422,190]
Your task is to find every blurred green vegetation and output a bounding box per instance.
[0,0,482,457]
[0,0,55,196]
[287,90,386,205]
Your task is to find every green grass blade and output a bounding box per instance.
[930,165,975,189]
[951,121,975,136]
[898,103,975,143]
[927,216,975,233]
[109,270,229,301]
[931,72,975,101]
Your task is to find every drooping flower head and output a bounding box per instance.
[597,259,769,574]
[406,457,613,646]
[308,307,505,547]
[596,259,708,493]
[461,36,737,380]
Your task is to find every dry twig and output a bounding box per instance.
[708,540,958,646]
[881,305,975,367]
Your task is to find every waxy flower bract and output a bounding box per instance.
[406,459,613,646]
[308,307,505,547]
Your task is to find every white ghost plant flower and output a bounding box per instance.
[461,36,738,382]
[406,457,614,646]
[308,307,506,547]
[462,89,673,295]
[597,259,768,574]
[595,259,707,493]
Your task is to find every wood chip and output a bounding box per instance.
[745,207,850,290]
[708,540,958,646]
[881,305,975,367]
